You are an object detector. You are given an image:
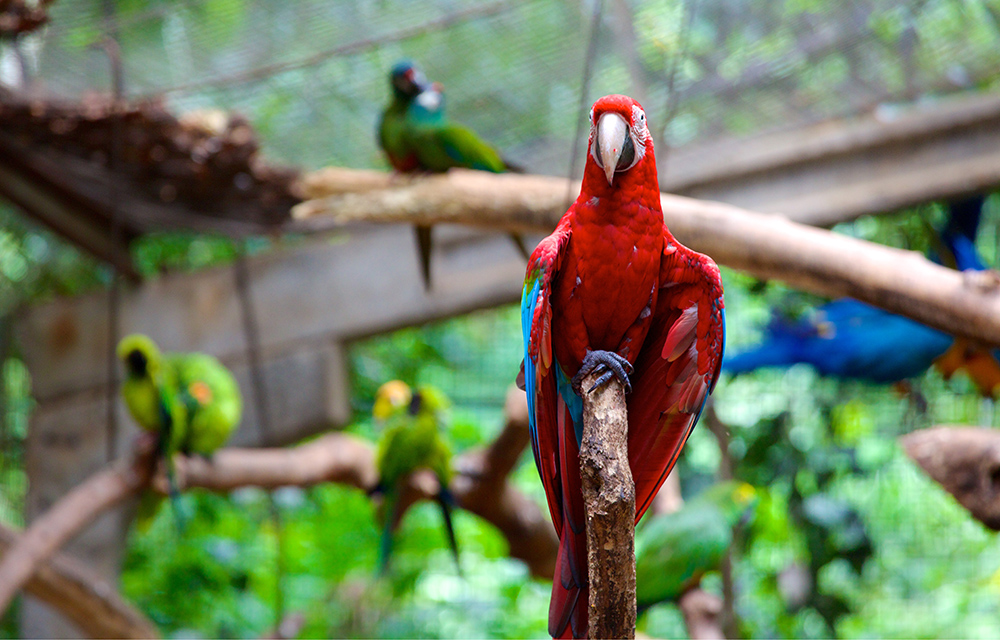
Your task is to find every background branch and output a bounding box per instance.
[0,387,556,621]
[901,426,1000,530]
[579,373,636,639]
[292,168,1000,346]
[0,438,155,615]
[0,523,158,639]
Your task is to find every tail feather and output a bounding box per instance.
[165,456,189,533]
[547,396,590,638]
[414,225,434,291]
[436,489,462,576]
[377,493,403,575]
[548,525,589,639]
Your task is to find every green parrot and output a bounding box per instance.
[371,380,459,575]
[378,60,428,174]
[635,481,758,609]
[118,334,242,527]
[377,61,530,290]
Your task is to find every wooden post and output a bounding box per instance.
[579,374,636,639]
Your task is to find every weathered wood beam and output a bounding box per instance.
[293,168,1000,347]
[17,225,526,403]
[0,524,158,639]
[665,91,1000,227]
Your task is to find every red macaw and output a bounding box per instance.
[520,94,725,639]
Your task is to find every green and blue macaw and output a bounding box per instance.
[371,380,460,574]
[118,334,242,528]
[377,61,529,289]
[635,481,758,609]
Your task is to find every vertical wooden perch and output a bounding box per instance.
[579,373,636,640]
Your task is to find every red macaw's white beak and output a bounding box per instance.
[597,111,629,185]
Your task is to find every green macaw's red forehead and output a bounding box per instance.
[592,94,642,121]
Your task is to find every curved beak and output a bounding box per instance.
[597,112,629,185]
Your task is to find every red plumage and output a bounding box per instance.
[522,95,725,638]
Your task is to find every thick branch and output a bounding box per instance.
[0,524,158,639]
[0,440,155,615]
[901,426,1000,530]
[579,374,636,640]
[292,169,1000,347]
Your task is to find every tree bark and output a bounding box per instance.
[901,426,1000,530]
[291,168,1000,347]
[0,437,155,614]
[0,524,158,638]
[579,373,636,640]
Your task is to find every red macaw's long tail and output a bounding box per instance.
[548,396,589,639]
[549,524,588,639]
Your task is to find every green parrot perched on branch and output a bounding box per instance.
[370,380,460,575]
[635,481,758,610]
[377,61,530,290]
[118,334,242,527]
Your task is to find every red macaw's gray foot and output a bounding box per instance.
[572,349,633,395]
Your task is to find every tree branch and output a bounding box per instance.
[0,524,158,639]
[0,388,557,620]
[0,438,156,615]
[901,426,1000,530]
[579,374,636,640]
[291,169,1000,347]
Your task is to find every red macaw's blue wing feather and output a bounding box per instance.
[522,220,570,535]
[627,235,725,522]
[521,220,591,638]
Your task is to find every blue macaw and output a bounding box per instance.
[724,196,989,385]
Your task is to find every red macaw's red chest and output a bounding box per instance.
[550,195,665,375]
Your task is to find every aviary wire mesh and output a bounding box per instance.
[17,0,1000,174]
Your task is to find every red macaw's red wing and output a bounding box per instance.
[627,236,725,522]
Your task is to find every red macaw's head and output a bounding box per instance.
[584,94,656,190]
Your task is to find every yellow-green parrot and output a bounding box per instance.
[371,380,459,574]
[118,334,242,527]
